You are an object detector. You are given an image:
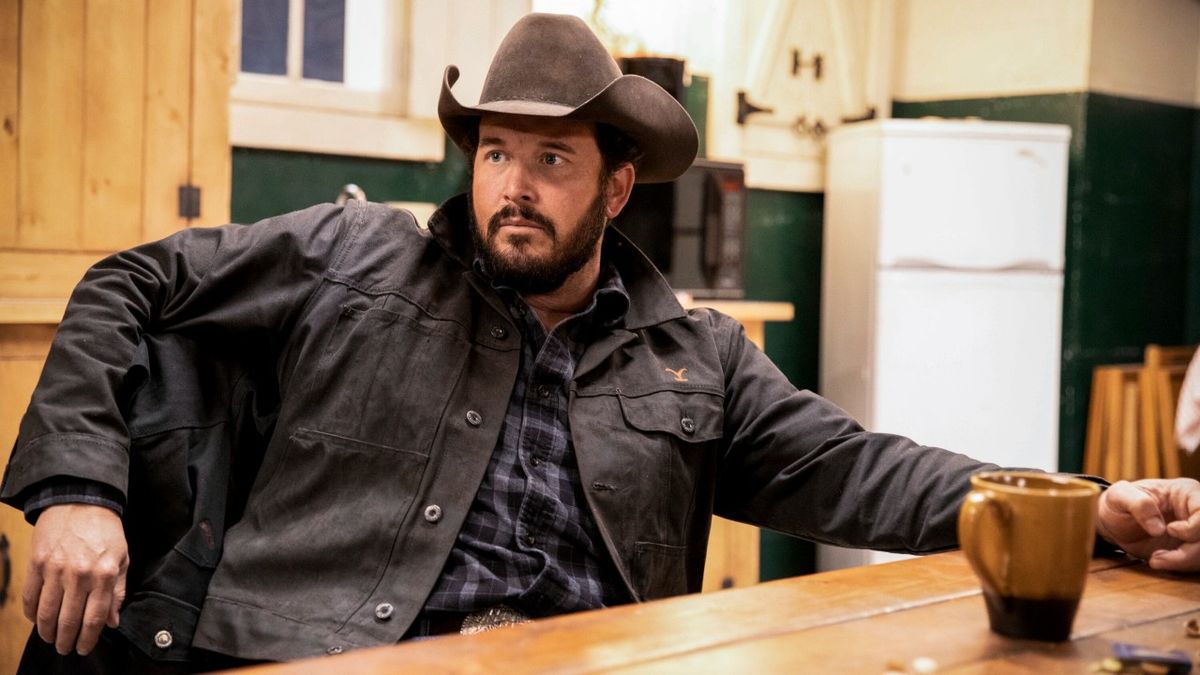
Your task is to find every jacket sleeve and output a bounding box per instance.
[712,313,999,554]
[0,202,356,507]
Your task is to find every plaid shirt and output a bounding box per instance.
[22,479,124,523]
[423,262,631,616]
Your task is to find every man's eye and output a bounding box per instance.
[485,151,503,162]
[542,153,562,165]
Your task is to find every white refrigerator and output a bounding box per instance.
[816,119,1071,570]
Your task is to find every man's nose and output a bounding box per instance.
[501,162,536,203]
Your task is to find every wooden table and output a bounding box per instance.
[227,552,1200,673]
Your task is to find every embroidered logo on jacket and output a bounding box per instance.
[665,367,689,382]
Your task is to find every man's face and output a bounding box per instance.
[470,113,616,295]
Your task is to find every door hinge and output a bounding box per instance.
[178,185,201,219]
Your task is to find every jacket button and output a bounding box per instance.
[680,417,696,434]
[490,326,507,339]
[154,630,173,650]
[326,645,344,655]
[466,410,483,426]
[374,602,395,621]
[423,504,442,523]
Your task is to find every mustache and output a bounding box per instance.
[487,203,555,239]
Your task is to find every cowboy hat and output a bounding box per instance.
[437,13,699,184]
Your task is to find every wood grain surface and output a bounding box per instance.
[224,552,1198,674]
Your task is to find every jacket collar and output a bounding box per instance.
[427,194,686,331]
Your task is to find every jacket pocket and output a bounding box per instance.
[607,389,723,550]
[226,428,428,622]
[617,388,723,443]
[306,303,468,453]
[632,541,689,600]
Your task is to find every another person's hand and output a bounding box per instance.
[1096,478,1200,572]
[23,503,128,656]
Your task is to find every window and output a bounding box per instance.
[231,0,444,161]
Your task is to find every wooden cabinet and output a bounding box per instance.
[0,1,234,669]
[0,0,234,311]
[706,0,886,191]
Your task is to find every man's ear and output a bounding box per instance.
[603,163,637,219]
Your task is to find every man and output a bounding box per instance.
[4,12,1199,672]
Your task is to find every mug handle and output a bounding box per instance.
[958,489,1012,596]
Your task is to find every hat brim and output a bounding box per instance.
[438,65,698,184]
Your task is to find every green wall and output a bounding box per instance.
[231,139,469,224]
[894,93,1198,473]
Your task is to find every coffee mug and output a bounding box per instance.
[958,471,1101,641]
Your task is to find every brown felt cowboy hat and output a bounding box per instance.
[438,13,698,184]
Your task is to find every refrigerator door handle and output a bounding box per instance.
[887,257,1060,273]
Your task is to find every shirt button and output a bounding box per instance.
[531,456,541,467]
[490,326,507,339]
[374,602,395,621]
[680,417,696,434]
[537,385,551,399]
[423,504,443,523]
[326,645,344,656]
[154,630,173,650]
[465,410,483,426]
[523,534,536,546]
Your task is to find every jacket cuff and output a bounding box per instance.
[0,432,129,510]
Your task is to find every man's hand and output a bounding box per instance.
[23,504,128,656]
[1096,478,1200,572]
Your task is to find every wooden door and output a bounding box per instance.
[0,0,233,308]
[0,1,234,670]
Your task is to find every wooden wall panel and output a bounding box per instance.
[192,0,234,228]
[18,0,84,250]
[142,0,193,242]
[81,0,147,251]
[0,0,18,247]
[0,326,55,673]
[0,251,107,300]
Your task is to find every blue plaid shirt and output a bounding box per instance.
[423,262,631,617]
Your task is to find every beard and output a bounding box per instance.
[470,187,609,296]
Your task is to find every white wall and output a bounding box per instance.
[892,0,1093,101]
[1088,0,1200,107]
[892,0,1200,106]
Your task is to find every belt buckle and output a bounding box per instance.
[460,605,531,635]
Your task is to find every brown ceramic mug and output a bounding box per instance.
[957,471,1101,641]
